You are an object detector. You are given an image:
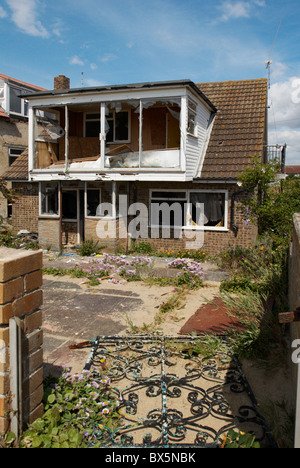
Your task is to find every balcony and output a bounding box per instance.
[32,98,182,172]
[266,144,286,173]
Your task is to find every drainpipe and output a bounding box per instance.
[9,317,22,440]
[230,186,255,237]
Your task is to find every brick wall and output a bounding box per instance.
[85,217,122,253]
[0,119,29,218]
[38,218,61,251]
[0,247,43,434]
[10,182,39,234]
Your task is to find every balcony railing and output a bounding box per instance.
[266,144,286,173]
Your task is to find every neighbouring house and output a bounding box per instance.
[0,73,45,219]
[285,166,300,177]
[4,75,286,254]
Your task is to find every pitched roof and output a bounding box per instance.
[0,73,45,91]
[4,150,29,181]
[285,166,300,174]
[0,73,46,119]
[195,78,268,180]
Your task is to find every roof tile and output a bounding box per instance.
[196,78,268,180]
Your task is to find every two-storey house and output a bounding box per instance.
[6,75,280,254]
[0,73,45,218]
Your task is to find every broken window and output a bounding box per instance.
[190,192,225,227]
[85,113,100,137]
[40,182,59,216]
[86,189,101,217]
[150,190,227,230]
[85,107,129,143]
[104,107,129,143]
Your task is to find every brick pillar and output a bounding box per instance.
[0,247,43,434]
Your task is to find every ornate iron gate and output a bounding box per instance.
[83,333,276,448]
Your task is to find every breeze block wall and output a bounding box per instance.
[0,247,43,434]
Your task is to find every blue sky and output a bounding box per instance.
[0,0,300,164]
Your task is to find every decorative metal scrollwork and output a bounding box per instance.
[84,333,277,448]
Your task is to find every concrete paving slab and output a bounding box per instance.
[42,276,145,376]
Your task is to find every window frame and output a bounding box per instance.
[39,182,60,218]
[149,189,228,231]
[187,98,197,137]
[84,109,131,144]
[8,147,25,166]
[8,85,30,117]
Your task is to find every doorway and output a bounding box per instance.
[61,188,85,245]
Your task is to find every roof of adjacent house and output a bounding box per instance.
[4,78,268,182]
[0,73,45,91]
[4,150,29,181]
[0,73,46,119]
[285,166,300,174]
[196,78,268,180]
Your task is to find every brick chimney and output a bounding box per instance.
[54,75,70,90]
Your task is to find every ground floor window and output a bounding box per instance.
[150,189,227,230]
[39,182,59,216]
[86,188,101,217]
[189,192,225,227]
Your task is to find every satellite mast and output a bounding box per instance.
[265,19,282,89]
[81,72,84,87]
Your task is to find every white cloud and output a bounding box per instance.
[269,77,300,165]
[5,0,49,37]
[52,18,65,38]
[100,53,117,63]
[90,63,98,70]
[270,62,288,80]
[218,1,252,21]
[70,55,85,66]
[84,78,107,87]
[216,0,265,22]
[0,6,7,18]
[269,78,300,130]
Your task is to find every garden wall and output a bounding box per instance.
[0,247,43,435]
[289,213,300,448]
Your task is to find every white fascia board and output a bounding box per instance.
[29,170,187,183]
[27,86,186,109]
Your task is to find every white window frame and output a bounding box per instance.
[187,98,197,137]
[185,189,228,231]
[8,85,30,117]
[149,189,188,229]
[39,182,61,218]
[84,109,131,144]
[149,189,228,231]
[8,147,25,166]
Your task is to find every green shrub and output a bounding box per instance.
[19,367,122,448]
[77,239,104,256]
